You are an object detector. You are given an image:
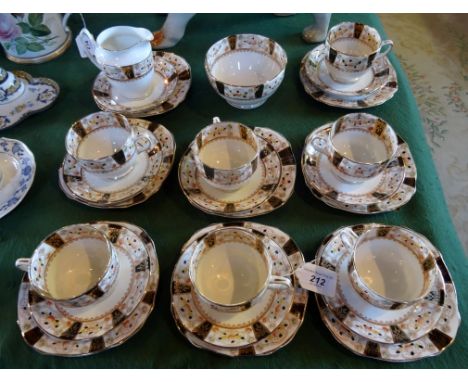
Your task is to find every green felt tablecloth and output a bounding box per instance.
[0,13,466,368]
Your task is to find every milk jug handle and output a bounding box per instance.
[62,13,72,29]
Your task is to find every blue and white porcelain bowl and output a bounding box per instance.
[0,137,36,219]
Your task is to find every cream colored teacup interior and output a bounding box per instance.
[192,229,269,306]
[327,22,382,55]
[330,38,374,56]
[332,129,390,163]
[45,237,111,300]
[199,137,257,170]
[212,51,282,86]
[329,113,398,165]
[100,33,143,51]
[354,237,426,302]
[77,127,131,160]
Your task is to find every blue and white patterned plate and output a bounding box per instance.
[0,71,59,130]
[0,137,36,219]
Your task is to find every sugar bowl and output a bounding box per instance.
[205,34,287,109]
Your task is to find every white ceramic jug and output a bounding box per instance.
[76,26,155,100]
[0,13,72,64]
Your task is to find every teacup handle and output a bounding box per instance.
[15,258,30,272]
[311,137,328,155]
[340,230,359,253]
[135,132,156,154]
[377,39,393,59]
[268,275,292,290]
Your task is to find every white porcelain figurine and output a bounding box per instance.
[150,13,332,49]
[302,14,332,43]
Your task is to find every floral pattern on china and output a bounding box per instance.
[0,14,71,61]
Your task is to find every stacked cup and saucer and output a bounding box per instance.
[315,224,460,362]
[300,22,398,109]
[76,25,191,117]
[171,221,308,356]
[15,221,159,356]
[179,117,296,218]
[59,111,175,208]
[302,113,416,214]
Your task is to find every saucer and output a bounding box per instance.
[0,138,36,219]
[17,221,159,356]
[302,123,417,214]
[304,45,392,101]
[299,50,398,109]
[29,223,151,340]
[315,224,460,362]
[179,127,296,218]
[0,71,59,130]
[59,119,176,208]
[172,221,308,356]
[316,225,446,345]
[93,52,191,118]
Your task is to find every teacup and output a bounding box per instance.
[189,227,292,312]
[192,117,260,191]
[325,22,393,84]
[341,225,437,310]
[0,67,24,104]
[205,34,287,109]
[311,113,399,183]
[65,111,152,180]
[15,223,119,307]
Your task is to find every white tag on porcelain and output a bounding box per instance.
[75,31,88,58]
[75,29,95,58]
[295,262,337,297]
